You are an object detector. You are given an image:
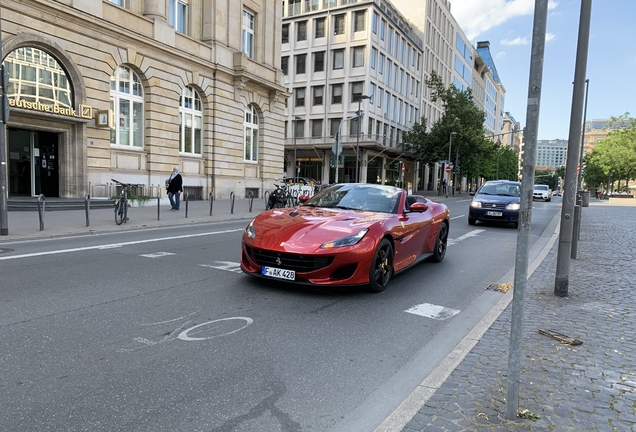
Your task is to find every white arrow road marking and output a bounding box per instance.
[140,252,176,258]
[447,229,484,246]
[405,303,460,320]
[200,261,243,273]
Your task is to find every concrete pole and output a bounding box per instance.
[505,0,549,420]
[554,0,592,297]
[577,79,590,190]
[0,4,9,236]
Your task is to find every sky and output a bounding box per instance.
[449,0,636,140]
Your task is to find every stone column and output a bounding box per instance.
[144,0,167,21]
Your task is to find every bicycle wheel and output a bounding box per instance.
[115,200,125,225]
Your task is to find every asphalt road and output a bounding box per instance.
[0,197,562,432]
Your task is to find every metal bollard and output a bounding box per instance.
[209,192,214,216]
[248,191,254,212]
[37,194,45,231]
[85,193,91,227]
[230,191,235,214]
[185,192,189,217]
[571,204,581,259]
[264,191,270,210]
[157,185,161,220]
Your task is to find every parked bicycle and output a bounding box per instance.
[111,178,131,225]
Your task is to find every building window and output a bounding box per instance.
[295,88,305,107]
[297,21,307,41]
[379,53,384,74]
[282,24,289,44]
[281,56,289,75]
[387,27,392,51]
[333,49,344,70]
[334,14,345,35]
[330,118,341,137]
[353,46,364,68]
[351,82,363,101]
[168,0,187,34]
[369,83,375,104]
[312,119,323,138]
[354,11,366,32]
[244,105,259,161]
[332,84,343,104]
[294,119,304,138]
[242,10,255,58]
[296,54,306,74]
[315,17,325,38]
[377,87,383,107]
[313,86,324,105]
[110,65,144,147]
[372,12,378,33]
[314,51,325,72]
[371,48,377,69]
[109,0,128,7]
[380,19,385,40]
[179,86,202,155]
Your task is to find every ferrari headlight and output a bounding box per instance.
[470,200,482,208]
[245,220,256,239]
[506,202,521,211]
[320,228,369,249]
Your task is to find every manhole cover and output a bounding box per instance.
[487,282,513,293]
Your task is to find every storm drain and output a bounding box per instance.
[487,282,513,293]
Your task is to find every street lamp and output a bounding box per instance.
[355,95,371,183]
[294,116,301,179]
[577,78,589,190]
[446,131,457,198]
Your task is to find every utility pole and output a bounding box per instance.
[0,3,9,236]
[577,79,589,190]
[555,0,592,297]
[505,0,548,420]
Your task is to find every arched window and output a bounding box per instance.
[179,86,202,155]
[110,65,144,147]
[3,47,74,108]
[244,105,259,162]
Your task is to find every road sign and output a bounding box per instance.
[331,141,342,156]
[445,166,452,173]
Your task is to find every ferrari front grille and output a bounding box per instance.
[246,245,334,272]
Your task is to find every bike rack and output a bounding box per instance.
[248,191,254,212]
[84,193,91,227]
[209,192,214,215]
[230,191,235,214]
[263,190,270,210]
[184,192,189,217]
[37,194,45,231]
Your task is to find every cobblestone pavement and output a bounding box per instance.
[402,202,636,431]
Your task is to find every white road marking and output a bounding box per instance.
[140,252,176,259]
[177,317,254,341]
[405,303,460,320]
[447,229,484,246]
[200,261,243,273]
[0,228,243,261]
[450,215,465,220]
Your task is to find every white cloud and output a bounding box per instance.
[495,51,507,59]
[450,0,558,40]
[501,37,529,45]
[545,32,556,42]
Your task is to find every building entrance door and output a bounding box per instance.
[8,128,60,197]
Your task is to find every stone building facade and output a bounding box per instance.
[2,0,287,200]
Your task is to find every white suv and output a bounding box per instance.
[533,184,552,201]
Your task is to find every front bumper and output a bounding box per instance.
[469,208,519,224]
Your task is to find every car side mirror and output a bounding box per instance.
[409,202,428,212]
[298,195,310,203]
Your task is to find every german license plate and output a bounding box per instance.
[486,211,502,217]
[261,266,296,281]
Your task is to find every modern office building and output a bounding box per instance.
[280,0,425,190]
[474,41,505,137]
[536,139,567,169]
[2,0,286,200]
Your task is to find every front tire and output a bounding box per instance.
[368,238,394,293]
[468,215,476,225]
[115,201,125,225]
[431,222,448,263]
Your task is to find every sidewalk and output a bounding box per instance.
[0,198,264,243]
[394,199,636,431]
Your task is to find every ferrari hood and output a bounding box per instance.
[249,206,387,252]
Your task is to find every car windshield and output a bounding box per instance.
[478,183,520,197]
[304,184,401,213]
[535,185,548,190]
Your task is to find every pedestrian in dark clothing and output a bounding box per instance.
[166,167,183,211]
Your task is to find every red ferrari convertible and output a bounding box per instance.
[240,183,450,292]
